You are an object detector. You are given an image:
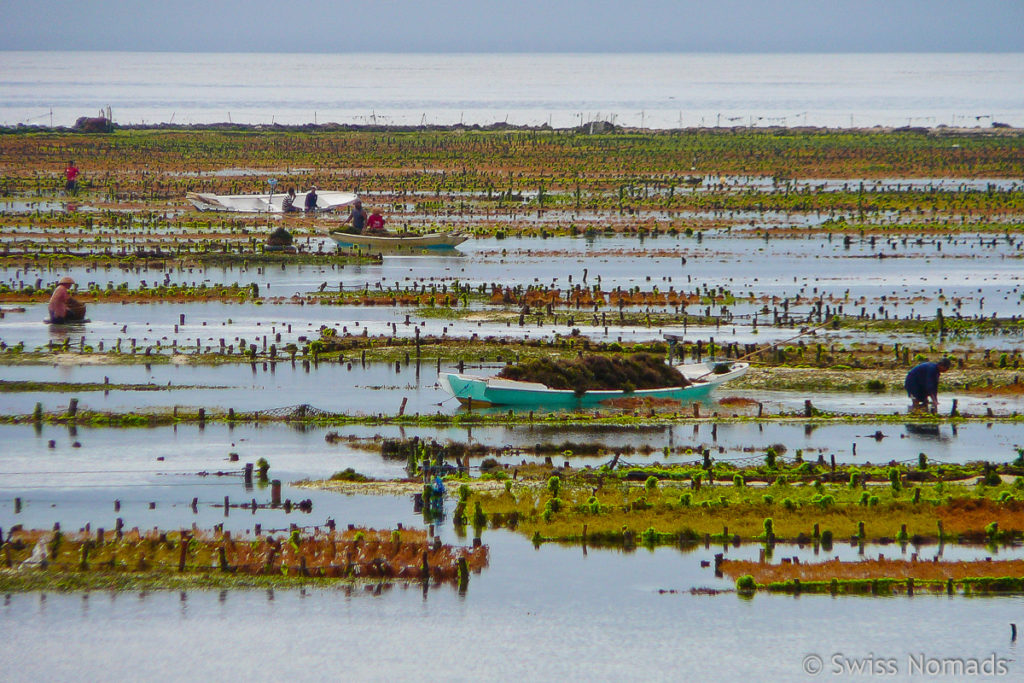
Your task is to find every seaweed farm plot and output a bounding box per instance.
[0,526,487,590]
[4,301,1024,365]
[720,555,1024,596]
[6,418,1024,545]
[4,127,1024,681]
[4,376,1024,420]
[1,542,1022,681]
[6,231,1024,318]
[418,456,1024,553]
[322,421,1024,467]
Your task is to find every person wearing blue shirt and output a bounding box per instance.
[904,358,952,412]
[304,185,318,212]
[341,199,367,235]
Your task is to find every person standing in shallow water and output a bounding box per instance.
[904,357,952,412]
[64,160,79,195]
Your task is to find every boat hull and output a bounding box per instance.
[329,231,468,251]
[439,362,748,408]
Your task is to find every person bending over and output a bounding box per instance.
[341,200,367,235]
[904,357,952,412]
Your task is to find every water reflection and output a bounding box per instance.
[904,423,946,441]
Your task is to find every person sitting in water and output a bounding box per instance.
[341,200,367,235]
[281,188,300,213]
[48,276,86,323]
[304,185,319,212]
[904,357,952,412]
[364,209,386,234]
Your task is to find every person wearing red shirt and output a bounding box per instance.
[64,161,80,194]
[365,209,386,234]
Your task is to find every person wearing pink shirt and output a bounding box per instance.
[365,209,386,234]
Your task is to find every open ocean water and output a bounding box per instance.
[0,51,1022,129]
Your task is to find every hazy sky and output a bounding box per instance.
[3,0,1023,53]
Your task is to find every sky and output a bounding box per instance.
[2,0,1023,53]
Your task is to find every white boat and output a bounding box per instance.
[328,231,468,251]
[186,190,358,213]
[439,360,749,408]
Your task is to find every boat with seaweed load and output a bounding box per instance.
[186,190,358,213]
[439,360,748,408]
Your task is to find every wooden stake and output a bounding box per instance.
[178,534,188,572]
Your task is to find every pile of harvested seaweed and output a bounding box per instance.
[497,353,688,394]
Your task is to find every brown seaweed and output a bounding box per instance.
[497,353,688,394]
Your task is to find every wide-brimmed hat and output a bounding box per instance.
[58,276,75,286]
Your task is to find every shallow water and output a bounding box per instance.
[0,417,1019,499]
[1,535,1022,683]
[6,231,1024,361]
[4,300,1021,358]
[2,413,1023,682]
[6,415,1019,560]
[4,358,1024,419]
[5,232,1024,317]
[0,360,453,416]
[0,300,838,352]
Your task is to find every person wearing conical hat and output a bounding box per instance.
[48,276,82,323]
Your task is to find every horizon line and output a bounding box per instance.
[3,49,1024,56]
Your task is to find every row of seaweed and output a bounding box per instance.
[724,557,1024,595]
[8,401,1024,431]
[0,525,487,590]
[449,457,1024,548]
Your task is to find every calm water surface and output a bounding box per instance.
[2,52,1023,128]
[1,537,1022,683]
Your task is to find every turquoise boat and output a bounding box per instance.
[439,361,748,409]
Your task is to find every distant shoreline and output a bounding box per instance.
[2,121,1019,135]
